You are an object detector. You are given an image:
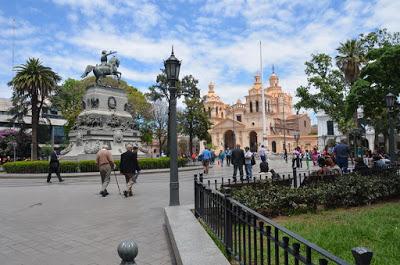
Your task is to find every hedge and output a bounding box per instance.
[3,157,189,173]
[231,172,400,217]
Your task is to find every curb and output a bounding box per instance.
[0,165,204,179]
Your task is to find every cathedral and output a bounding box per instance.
[203,71,317,153]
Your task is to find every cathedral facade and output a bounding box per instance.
[204,72,317,153]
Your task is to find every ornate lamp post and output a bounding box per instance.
[165,47,181,206]
[385,93,396,162]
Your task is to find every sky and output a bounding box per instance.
[0,0,399,118]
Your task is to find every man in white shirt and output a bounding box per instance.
[259,145,267,162]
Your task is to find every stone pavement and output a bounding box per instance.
[0,158,318,265]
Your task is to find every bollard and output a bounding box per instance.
[118,240,138,265]
[352,247,373,265]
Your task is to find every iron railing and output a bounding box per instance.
[194,174,373,265]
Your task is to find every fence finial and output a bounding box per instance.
[118,239,138,265]
[352,247,373,265]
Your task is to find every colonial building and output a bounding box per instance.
[203,72,317,153]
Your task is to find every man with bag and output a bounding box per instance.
[47,150,64,183]
[96,145,115,197]
[120,144,140,197]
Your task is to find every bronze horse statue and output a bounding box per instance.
[81,56,121,84]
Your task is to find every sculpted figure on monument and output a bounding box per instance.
[90,98,99,109]
[113,130,123,143]
[81,50,121,84]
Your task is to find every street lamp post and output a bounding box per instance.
[385,93,396,163]
[165,47,181,206]
[293,131,300,148]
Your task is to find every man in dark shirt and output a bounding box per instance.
[231,144,245,181]
[334,139,350,173]
[47,150,64,183]
[120,144,140,197]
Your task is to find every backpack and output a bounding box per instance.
[251,154,256,166]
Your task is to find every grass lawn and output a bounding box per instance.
[275,200,400,265]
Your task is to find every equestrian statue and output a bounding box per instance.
[81,50,121,84]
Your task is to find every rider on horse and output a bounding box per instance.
[100,50,116,67]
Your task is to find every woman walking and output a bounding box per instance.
[218,150,225,167]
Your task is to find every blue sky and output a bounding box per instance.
[0,0,399,113]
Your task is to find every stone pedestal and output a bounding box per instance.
[61,84,143,160]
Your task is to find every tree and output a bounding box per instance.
[52,78,85,134]
[178,75,211,155]
[150,100,169,156]
[335,39,365,85]
[295,54,351,132]
[0,129,31,159]
[347,44,400,140]
[8,58,61,160]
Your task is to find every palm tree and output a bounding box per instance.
[8,58,61,160]
[335,39,365,85]
[336,39,366,156]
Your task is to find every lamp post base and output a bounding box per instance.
[169,181,180,206]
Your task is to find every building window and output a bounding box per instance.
[208,107,211,118]
[255,101,259,112]
[236,115,242,122]
[250,102,253,113]
[216,107,218,115]
[304,120,307,128]
[221,112,224,118]
[327,121,334,135]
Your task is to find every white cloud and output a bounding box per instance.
[368,0,400,31]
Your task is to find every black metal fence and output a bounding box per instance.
[194,174,373,265]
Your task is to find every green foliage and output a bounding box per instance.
[295,53,351,132]
[3,157,189,173]
[52,78,85,134]
[347,44,400,137]
[8,58,61,160]
[178,75,212,155]
[0,129,31,159]
[232,172,400,217]
[39,144,53,158]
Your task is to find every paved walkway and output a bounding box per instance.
[0,158,318,265]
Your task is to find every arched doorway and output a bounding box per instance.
[271,141,277,153]
[249,131,257,152]
[224,130,235,149]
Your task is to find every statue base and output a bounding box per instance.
[61,84,145,161]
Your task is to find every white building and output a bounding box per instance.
[0,98,67,146]
[316,109,376,152]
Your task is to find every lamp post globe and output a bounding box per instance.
[385,93,396,109]
[164,47,181,82]
[165,47,181,206]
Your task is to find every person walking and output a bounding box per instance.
[96,145,115,197]
[47,150,64,183]
[231,144,245,181]
[305,149,311,170]
[333,139,350,173]
[201,147,212,174]
[225,147,232,166]
[259,145,267,162]
[244,147,253,179]
[120,144,139,197]
[218,150,225,167]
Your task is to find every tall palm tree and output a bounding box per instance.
[8,58,61,160]
[336,39,366,155]
[335,39,365,85]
